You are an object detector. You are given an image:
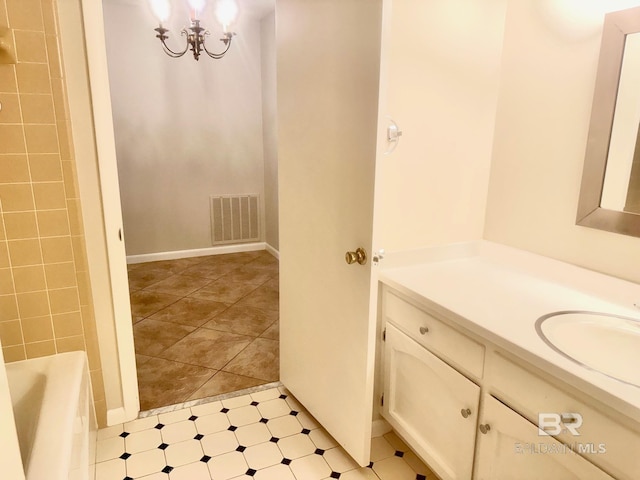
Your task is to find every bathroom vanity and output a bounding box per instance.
[377,242,640,480]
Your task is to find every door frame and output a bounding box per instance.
[58,0,139,424]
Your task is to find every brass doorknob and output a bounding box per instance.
[345,248,367,265]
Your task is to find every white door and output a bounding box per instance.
[277,0,383,466]
[474,395,614,480]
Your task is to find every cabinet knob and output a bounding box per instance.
[460,408,471,418]
[479,424,491,434]
[419,326,429,335]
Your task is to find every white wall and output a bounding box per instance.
[102,0,266,255]
[484,0,640,284]
[261,12,279,251]
[373,0,507,252]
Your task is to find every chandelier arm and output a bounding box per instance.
[202,35,233,59]
[155,27,190,58]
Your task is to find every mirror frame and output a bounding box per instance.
[577,6,640,237]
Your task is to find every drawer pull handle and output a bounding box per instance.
[419,326,429,335]
[461,408,471,418]
[479,424,491,434]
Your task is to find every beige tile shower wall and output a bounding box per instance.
[0,0,106,426]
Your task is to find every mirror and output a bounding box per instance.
[577,6,640,237]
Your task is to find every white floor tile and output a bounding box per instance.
[289,453,332,480]
[372,456,417,480]
[95,458,126,480]
[96,436,125,462]
[125,415,160,434]
[97,424,124,441]
[138,473,169,480]
[196,412,230,434]
[161,420,199,444]
[126,448,167,479]
[323,447,359,473]
[227,405,262,426]
[165,439,205,467]
[243,442,283,470]
[340,467,380,480]
[382,432,408,453]
[159,408,194,425]
[266,415,302,438]
[169,461,212,480]
[370,436,395,462]
[254,463,297,480]
[222,394,253,409]
[257,398,290,419]
[126,428,163,454]
[403,450,432,477]
[277,433,316,459]
[207,451,249,480]
[297,411,321,430]
[309,428,338,450]
[235,422,272,446]
[201,430,240,457]
[250,388,281,403]
[191,400,223,417]
[284,395,304,412]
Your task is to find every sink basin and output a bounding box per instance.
[536,311,640,387]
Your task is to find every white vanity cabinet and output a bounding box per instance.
[379,285,625,480]
[382,323,480,480]
[474,395,614,480]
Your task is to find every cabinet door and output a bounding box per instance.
[474,395,614,480]
[383,323,480,480]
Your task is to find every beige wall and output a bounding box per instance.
[261,12,278,251]
[103,0,268,256]
[484,0,640,284]
[0,0,105,425]
[374,0,507,252]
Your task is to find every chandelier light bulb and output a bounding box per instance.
[188,0,207,19]
[148,0,170,24]
[215,0,239,32]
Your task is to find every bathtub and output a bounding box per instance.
[6,352,96,480]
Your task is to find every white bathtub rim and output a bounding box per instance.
[6,352,90,480]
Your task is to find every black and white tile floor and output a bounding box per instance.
[95,385,436,480]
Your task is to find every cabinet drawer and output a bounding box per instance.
[487,352,640,480]
[383,289,485,378]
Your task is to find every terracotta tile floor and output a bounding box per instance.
[128,250,279,411]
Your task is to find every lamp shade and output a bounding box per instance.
[148,0,171,23]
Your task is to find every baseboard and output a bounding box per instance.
[265,243,280,259]
[126,242,267,264]
[106,406,128,426]
[371,418,392,437]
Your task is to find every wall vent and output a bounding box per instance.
[210,194,260,245]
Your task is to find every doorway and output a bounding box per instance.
[100,0,279,411]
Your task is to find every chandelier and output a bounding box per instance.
[148,0,239,61]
